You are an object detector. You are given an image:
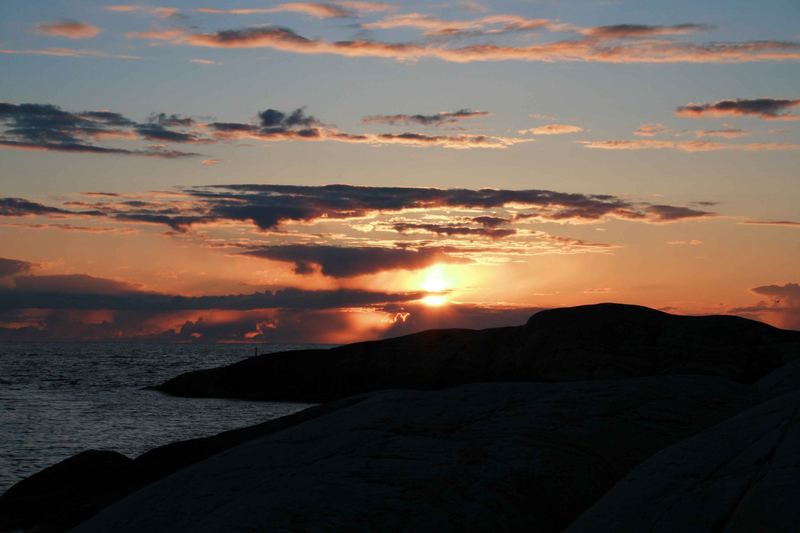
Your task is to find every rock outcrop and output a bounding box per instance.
[566,390,800,532]
[0,397,364,532]
[73,376,759,533]
[755,358,800,399]
[0,450,135,532]
[154,304,800,402]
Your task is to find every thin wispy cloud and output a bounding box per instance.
[362,109,491,126]
[519,124,584,135]
[694,128,749,138]
[124,19,800,63]
[579,139,800,152]
[105,5,183,19]
[634,123,667,136]
[0,48,139,60]
[194,1,392,18]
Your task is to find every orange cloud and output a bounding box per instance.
[194,1,391,18]
[634,123,667,136]
[105,5,181,19]
[0,48,138,59]
[579,139,800,152]
[694,128,749,138]
[210,126,531,149]
[362,13,563,37]
[519,124,584,135]
[125,23,800,64]
[36,20,101,39]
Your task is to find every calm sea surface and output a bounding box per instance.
[0,342,322,492]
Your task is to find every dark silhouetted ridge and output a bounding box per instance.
[154,303,800,402]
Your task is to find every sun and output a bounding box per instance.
[421,264,449,293]
[419,265,451,306]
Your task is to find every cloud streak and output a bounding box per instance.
[519,124,584,135]
[0,258,35,278]
[126,22,800,63]
[676,98,800,120]
[243,245,470,277]
[579,139,800,152]
[0,184,713,234]
[36,20,101,39]
[362,109,491,126]
[0,103,200,158]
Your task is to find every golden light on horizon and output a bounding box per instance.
[420,294,449,307]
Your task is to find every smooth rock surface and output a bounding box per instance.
[755,358,800,398]
[154,304,800,402]
[75,376,760,533]
[567,390,800,533]
[0,398,361,532]
[0,450,135,532]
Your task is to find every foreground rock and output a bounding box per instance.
[155,303,800,402]
[0,398,362,532]
[0,450,134,532]
[74,376,759,533]
[755,358,800,398]
[567,390,800,532]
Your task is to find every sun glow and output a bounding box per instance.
[420,265,451,306]
[420,294,447,306]
[421,264,449,293]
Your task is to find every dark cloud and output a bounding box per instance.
[645,205,713,221]
[0,197,70,216]
[585,23,712,39]
[0,102,200,157]
[392,222,516,238]
[243,244,470,277]
[676,98,800,120]
[11,274,141,295]
[0,258,35,277]
[0,291,539,343]
[362,109,491,126]
[2,102,525,153]
[0,273,424,311]
[149,113,195,127]
[742,219,800,227]
[135,124,202,143]
[1,184,713,232]
[208,107,523,149]
[748,283,800,330]
[472,216,509,227]
[260,107,319,129]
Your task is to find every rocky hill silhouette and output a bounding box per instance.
[3,303,800,532]
[155,303,800,402]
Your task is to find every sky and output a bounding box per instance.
[0,0,798,343]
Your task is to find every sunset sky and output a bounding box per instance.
[1,0,798,342]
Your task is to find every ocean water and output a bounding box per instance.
[0,342,322,493]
